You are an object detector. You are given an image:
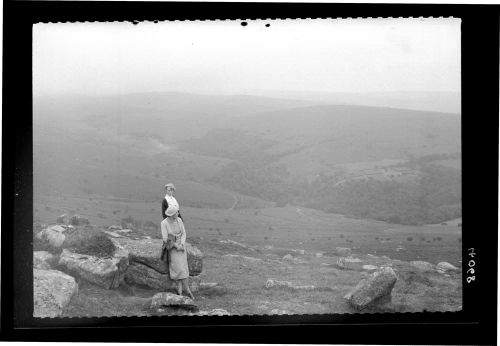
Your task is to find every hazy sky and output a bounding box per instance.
[33,18,460,97]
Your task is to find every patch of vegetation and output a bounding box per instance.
[211,157,461,226]
[63,227,116,258]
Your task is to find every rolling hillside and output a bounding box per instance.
[34,92,461,225]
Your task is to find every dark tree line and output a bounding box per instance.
[211,160,461,226]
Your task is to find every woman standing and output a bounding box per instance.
[162,183,182,221]
[161,205,194,300]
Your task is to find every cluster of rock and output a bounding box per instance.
[33,220,203,318]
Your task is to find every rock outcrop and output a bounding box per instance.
[33,269,78,318]
[344,266,397,310]
[58,246,129,289]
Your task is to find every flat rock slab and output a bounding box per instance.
[344,266,397,311]
[151,292,196,310]
[111,238,203,276]
[34,269,78,318]
[124,262,201,291]
[58,247,129,289]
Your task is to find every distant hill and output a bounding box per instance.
[34,92,461,224]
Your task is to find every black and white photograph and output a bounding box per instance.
[31,17,463,318]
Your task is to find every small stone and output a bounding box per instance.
[117,228,133,233]
[200,282,218,289]
[315,253,323,258]
[362,265,378,272]
[151,292,196,310]
[265,279,291,289]
[56,214,70,225]
[411,260,435,272]
[436,262,459,272]
[335,247,352,257]
[345,257,362,263]
[282,254,294,261]
[104,231,124,238]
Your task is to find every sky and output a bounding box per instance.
[33,18,461,97]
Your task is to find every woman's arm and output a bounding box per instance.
[160,219,169,241]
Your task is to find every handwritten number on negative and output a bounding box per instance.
[466,248,476,284]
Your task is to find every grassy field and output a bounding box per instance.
[34,194,462,266]
[34,192,462,317]
[61,227,462,317]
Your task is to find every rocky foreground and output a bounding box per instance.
[33,218,204,317]
[33,216,462,317]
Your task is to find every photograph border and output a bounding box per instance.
[2,1,498,343]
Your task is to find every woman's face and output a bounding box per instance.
[166,187,174,196]
[169,211,178,219]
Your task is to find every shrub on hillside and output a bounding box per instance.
[63,227,116,258]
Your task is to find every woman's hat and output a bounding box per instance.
[166,205,179,217]
[164,183,176,191]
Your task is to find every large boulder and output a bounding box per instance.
[151,292,196,310]
[124,262,201,291]
[34,251,58,270]
[344,266,397,310]
[57,246,129,289]
[33,269,78,318]
[111,238,202,276]
[35,225,71,250]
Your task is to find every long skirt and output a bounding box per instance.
[169,248,189,280]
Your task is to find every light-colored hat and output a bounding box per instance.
[166,205,179,217]
[164,183,176,191]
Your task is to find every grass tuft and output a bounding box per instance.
[63,227,116,258]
